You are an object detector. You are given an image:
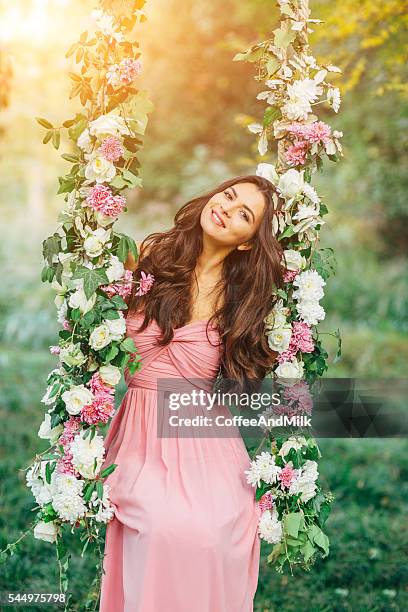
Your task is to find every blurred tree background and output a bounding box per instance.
[0,0,407,610]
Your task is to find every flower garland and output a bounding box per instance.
[0,2,154,609]
[234,0,341,572]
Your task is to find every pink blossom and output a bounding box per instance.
[286,140,309,166]
[279,464,298,488]
[284,381,313,414]
[81,395,115,425]
[49,345,61,354]
[135,270,155,296]
[101,269,133,299]
[258,491,274,512]
[291,321,314,353]
[287,121,331,144]
[59,416,81,448]
[89,371,115,396]
[62,320,71,331]
[283,269,299,283]
[107,58,143,86]
[99,136,124,162]
[85,184,126,217]
[57,450,80,477]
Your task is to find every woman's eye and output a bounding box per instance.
[240,210,249,222]
[224,190,232,200]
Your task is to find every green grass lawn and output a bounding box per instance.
[1,345,407,611]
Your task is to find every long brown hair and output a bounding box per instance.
[126,175,285,393]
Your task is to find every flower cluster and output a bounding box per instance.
[85,184,126,217]
[107,57,143,87]
[244,436,331,568]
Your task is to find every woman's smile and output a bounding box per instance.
[211,208,226,228]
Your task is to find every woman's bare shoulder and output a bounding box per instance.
[124,238,151,271]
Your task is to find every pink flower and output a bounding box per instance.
[89,371,115,396]
[287,121,331,144]
[99,136,124,162]
[62,320,71,331]
[283,269,299,283]
[101,269,133,299]
[57,450,80,477]
[278,321,314,364]
[286,140,309,166]
[258,491,274,512]
[49,345,60,354]
[107,58,143,86]
[136,270,155,296]
[85,184,126,217]
[59,417,81,448]
[279,464,298,488]
[81,395,115,425]
[284,381,313,414]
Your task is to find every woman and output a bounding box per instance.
[99,174,285,612]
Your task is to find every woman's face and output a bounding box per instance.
[200,181,267,250]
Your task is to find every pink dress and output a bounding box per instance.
[99,312,261,612]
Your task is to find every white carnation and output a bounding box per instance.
[52,491,87,523]
[296,300,326,325]
[289,460,319,502]
[255,451,282,484]
[292,270,326,302]
[70,430,106,479]
[258,507,283,544]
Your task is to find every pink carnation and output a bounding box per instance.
[101,268,133,299]
[107,58,143,86]
[283,269,299,283]
[56,450,80,477]
[287,121,331,144]
[277,321,314,364]
[81,395,115,425]
[279,464,298,488]
[89,371,115,396]
[286,140,309,166]
[49,345,60,354]
[99,136,124,162]
[59,416,81,448]
[135,270,155,296]
[283,381,313,414]
[258,491,274,512]
[86,184,126,218]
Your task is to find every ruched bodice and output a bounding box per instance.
[124,313,223,391]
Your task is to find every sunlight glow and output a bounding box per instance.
[0,0,70,44]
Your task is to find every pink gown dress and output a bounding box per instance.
[99,312,261,612]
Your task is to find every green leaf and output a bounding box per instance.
[122,168,143,188]
[120,337,137,352]
[233,46,264,63]
[83,481,96,502]
[36,117,54,129]
[52,129,61,150]
[263,106,280,127]
[277,225,296,241]
[105,344,119,362]
[57,175,76,194]
[43,130,53,144]
[284,512,303,539]
[96,480,104,500]
[267,542,284,564]
[266,57,280,77]
[71,266,109,300]
[100,463,118,478]
[42,233,61,266]
[273,26,297,50]
[61,153,80,163]
[301,540,316,562]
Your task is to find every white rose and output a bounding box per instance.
[62,385,94,416]
[38,412,64,444]
[83,227,111,258]
[264,299,290,330]
[296,300,326,325]
[256,162,279,185]
[267,326,292,353]
[59,343,87,367]
[68,286,97,314]
[106,255,125,283]
[88,113,131,140]
[277,169,305,200]
[33,520,58,543]
[89,324,112,350]
[77,128,93,153]
[105,314,126,341]
[282,249,306,272]
[279,435,308,457]
[275,358,304,381]
[99,365,121,386]
[85,153,116,184]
